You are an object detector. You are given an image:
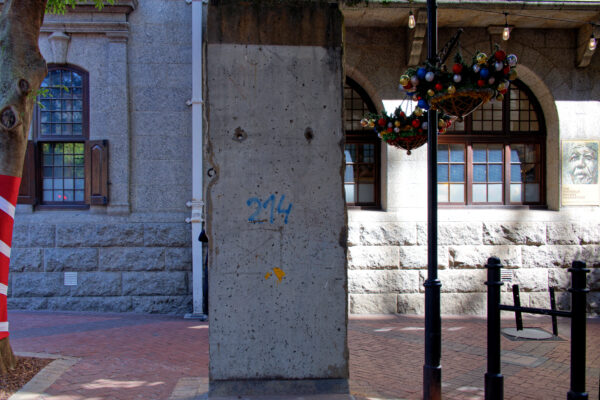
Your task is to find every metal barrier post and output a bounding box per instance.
[512,284,523,331]
[485,257,504,400]
[567,260,589,400]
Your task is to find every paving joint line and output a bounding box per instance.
[9,351,80,400]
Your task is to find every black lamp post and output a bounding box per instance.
[423,0,442,399]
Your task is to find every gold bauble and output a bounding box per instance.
[399,75,410,86]
[476,52,488,64]
[414,108,424,116]
[447,85,456,94]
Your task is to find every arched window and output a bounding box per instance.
[438,80,546,206]
[344,77,380,208]
[18,65,108,208]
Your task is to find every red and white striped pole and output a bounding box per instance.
[0,174,20,341]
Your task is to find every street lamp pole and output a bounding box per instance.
[423,0,441,399]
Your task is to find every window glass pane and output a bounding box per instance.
[489,165,502,182]
[63,190,74,201]
[54,180,63,189]
[438,184,448,202]
[525,184,540,202]
[510,184,522,202]
[75,167,84,178]
[43,191,53,201]
[74,143,85,154]
[358,165,374,181]
[488,145,503,163]
[511,145,525,163]
[43,179,53,189]
[64,179,74,190]
[473,165,487,182]
[359,145,375,163]
[488,184,503,202]
[75,179,85,189]
[41,112,50,123]
[449,184,464,202]
[473,184,487,202]
[473,146,487,163]
[450,165,464,182]
[450,145,464,162]
[437,145,448,162]
[345,145,355,162]
[510,164,522,183]
[75,191,85,201]
[43,167,53,178]
[64,167,73,178]
[524,164,537,182]
[54,190,64,202]
[358,184,374,203]
[344,184,355,203]
[72,72,82,86]
[438,165,449,182]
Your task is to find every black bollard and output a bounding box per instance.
[567,260,589,400]
[485,257,504,400]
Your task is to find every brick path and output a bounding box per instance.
[6,311,599,400]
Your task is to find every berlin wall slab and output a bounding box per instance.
[205,1,348,389]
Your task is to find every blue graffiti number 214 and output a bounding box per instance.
[247,194,292,224]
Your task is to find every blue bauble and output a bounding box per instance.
[418,99,429,110]
[479,68,490,79]
[417,67,427,80]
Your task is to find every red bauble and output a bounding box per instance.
[418,128,423,133]
[435,83,443,91]
[399,112,406,118]
[503,66,510,75]
[499,88,507,95]
[378,118,386,126]
[412,120,421,128]
[494,50,506,61]
[477,79,486,87]
[452,63,463,74]
[387,127,393,133]
[403,82,413,90]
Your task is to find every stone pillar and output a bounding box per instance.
[206,1,348,396]
[104,32,130,215]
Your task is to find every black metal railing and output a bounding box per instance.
[485,257,590,400]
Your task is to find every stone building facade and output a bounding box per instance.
[4,0,600,315]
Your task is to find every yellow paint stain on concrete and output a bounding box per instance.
[273,267,285,283]
[264,268,285,283]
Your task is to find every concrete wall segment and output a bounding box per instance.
[206,2,347,382]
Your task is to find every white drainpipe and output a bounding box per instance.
[185,0,206,318]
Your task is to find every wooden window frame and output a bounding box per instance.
[345,77,381,209]
[438,80,546,208]
[18,65,108,209]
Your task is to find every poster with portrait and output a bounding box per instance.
[561,140,600,205]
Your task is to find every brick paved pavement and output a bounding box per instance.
[6,311,599,400]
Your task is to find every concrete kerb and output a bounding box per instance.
[9,352,80,400]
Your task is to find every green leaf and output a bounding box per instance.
[46,0,115,15]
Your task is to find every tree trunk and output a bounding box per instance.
[0,0,48,373]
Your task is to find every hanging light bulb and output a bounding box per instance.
[589,32,597,51]
[502,12,510,41]
[408,10,416,29]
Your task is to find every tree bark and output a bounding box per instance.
[0,0,48,373]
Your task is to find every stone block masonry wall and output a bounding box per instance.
[7,218,193,314]
[348,220,600,315]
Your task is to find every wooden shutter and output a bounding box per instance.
[18,141,36,204]
[85,140,108,205]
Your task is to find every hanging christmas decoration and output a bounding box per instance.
[361,107,454,155]
[398,44,518,121]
